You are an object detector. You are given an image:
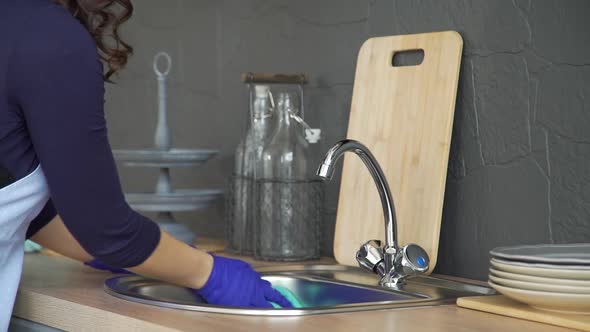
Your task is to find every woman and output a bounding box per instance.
[0,0,290,328]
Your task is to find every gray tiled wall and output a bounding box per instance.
[106,0,590,280]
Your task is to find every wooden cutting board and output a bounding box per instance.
[334,31,463,271]
[457,295,590,331]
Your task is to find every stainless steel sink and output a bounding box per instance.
[104,264,494,316]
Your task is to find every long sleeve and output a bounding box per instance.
[8,2,161,267]
[26,199,57,239]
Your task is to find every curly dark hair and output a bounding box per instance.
[57,0,134,81]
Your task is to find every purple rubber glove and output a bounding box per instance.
[197,256,293,308]
[84,258,132,274]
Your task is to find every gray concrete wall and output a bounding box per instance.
[105,0,590,280]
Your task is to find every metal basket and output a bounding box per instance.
[253,179,323,261]
[225,175,255,254]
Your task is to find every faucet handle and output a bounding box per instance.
[379,243,430,287]
[356,240,386,277]
[395,243,430,276]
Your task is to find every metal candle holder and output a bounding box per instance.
[112,52,223,244]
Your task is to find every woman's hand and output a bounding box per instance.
[35,217,290,308]
[85,254,293,308]
[197,256,293,308]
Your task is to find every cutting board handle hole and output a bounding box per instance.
[391,49,424,67]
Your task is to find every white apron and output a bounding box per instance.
[0,165,50,331]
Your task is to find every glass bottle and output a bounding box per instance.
[226,85,273,254]
[259,92,310,180]
[226,131,247,253]
[243,86,273,179]
[255,92,321,261]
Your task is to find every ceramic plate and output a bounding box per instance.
[488,281,590,315]
[125,189,224,212]
[490,268,590,287]
[491,258,590,280]
[112,149,219,167]
[491,244,590,265]
[489,274,590,294]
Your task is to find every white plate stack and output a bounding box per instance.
[488,244,590,315]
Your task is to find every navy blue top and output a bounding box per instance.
[0,0,161,267]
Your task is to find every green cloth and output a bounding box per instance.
[24,240,42,253]
[270,285,304,309]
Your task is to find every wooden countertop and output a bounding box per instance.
[15,253,577,332]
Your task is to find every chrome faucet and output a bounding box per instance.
[316,139,430,288]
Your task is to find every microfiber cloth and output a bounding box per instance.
[270,285,304,309]
[24,240,42,253]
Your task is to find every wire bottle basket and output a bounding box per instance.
[225,175,254,254]
[253,179,323,261]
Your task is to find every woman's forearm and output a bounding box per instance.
[31,215,93,262]
[129,231,213,289]
[32,216,213,289]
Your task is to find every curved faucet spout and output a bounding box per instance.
[316,139,398,254]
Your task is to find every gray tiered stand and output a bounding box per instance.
[112,52,223,244]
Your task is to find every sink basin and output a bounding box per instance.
[104,264,494,316]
